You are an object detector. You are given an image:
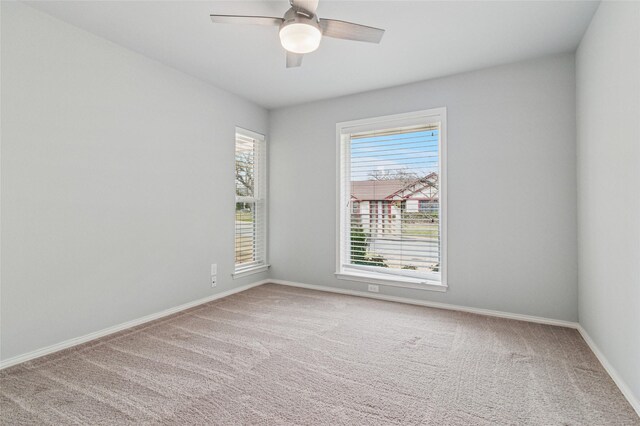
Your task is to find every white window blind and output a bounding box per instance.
[338,109,447,286]
[235,128,266,273]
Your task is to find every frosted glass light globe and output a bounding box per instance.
[279,23,322,54]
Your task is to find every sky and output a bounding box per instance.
[350,129,440,182]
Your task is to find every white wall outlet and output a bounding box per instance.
[367,284,379,293]
[211,264,217,287]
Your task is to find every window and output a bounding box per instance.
[419,200,438,213]
[336,108,447,291]
[234,128,267,277]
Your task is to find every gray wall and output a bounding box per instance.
[269,54,578,322]
[576,1,640,405]
[0,2,269,361]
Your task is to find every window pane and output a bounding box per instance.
[235,136,255,197]
[234,128,266,273]
[348,126,440,275]
[235,201,256,265]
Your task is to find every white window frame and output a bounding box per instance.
[335,108,448,292]
[233,127,269,278]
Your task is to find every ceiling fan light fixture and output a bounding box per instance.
[279,22,322,54]
[210,0,385,67]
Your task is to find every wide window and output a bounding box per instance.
[234,128,267,276]
[337,109,447,291]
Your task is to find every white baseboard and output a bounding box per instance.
[576,325,640,417]
[268,279,578,328]
[0,280,269,370]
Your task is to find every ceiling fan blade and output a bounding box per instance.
[286,52,303,68]
[210,15,284,26]
[319,19,385,43]
[290,0,319,14]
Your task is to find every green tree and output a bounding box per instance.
[350,224,368,264]
[350,224,389,268]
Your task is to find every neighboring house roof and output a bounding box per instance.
[350,180,407,201]
[387,172,438,201]
[351,173,438,201]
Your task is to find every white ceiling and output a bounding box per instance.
[26,1,599,109]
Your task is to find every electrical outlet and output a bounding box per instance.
[367,284,379,293]
[211,264,217,287]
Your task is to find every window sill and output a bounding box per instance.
[232,264,270,279]
[335,270,447,292]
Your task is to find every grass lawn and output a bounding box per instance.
[235,235,254,264]
[401,222,439,238]
[236,211,254,222]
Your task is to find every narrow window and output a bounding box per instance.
[337,109,447,290]
[234,128,267,276]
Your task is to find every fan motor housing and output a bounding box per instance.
[281,7,321,32]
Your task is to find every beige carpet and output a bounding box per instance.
[1,284,638,425]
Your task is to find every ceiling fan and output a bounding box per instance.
[210,0,385,68]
